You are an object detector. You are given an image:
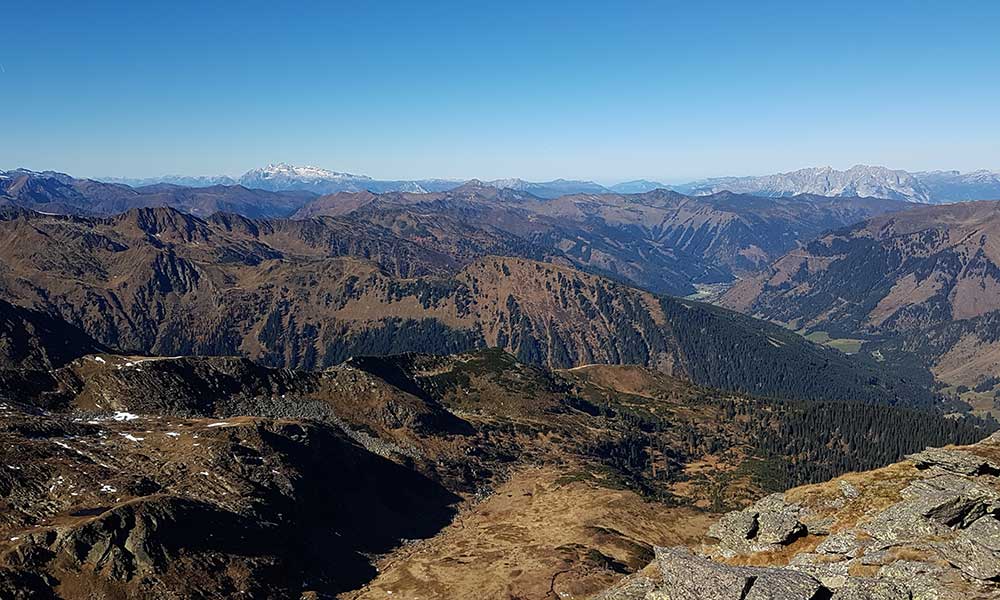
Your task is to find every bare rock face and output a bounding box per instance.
[600,436,1000,600]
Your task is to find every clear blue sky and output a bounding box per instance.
[3,1,999,182]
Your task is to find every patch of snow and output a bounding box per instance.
[119,433,145,442]
[111,411,140,422]
[206,422,231,428]
[165,432,180,438]
[99,484,117,493]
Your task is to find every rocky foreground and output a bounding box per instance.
[598,432,1000,599]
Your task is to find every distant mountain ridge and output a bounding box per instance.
[678,165,1000,204]
[913,169,1000,202]
[2,167,909,297]
[88,163,1000,204]
[236,163,461,194]
[291,185,909,295]
[680,165,933,203]
[609,179,669,194]
[1,168,316,218]
[100,174,239,187]
[90,163,616,198]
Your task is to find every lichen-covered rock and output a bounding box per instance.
[933,535,1000,581]
[754,494,806,546]
[861,471,1000,546]
[591,573,656,600]
[830,578,911,600]
[655,547,825,600]
[707,494,805,557]
[815,531,863,556]
[908,448,1000,476]
[965,515,1000,552]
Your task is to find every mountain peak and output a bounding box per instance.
[244,163,369,182]
[683,164,933,203]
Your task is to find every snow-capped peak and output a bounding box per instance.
[244,163,371,182]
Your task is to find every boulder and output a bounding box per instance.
[654,547,826,600]
[707,494,804,556]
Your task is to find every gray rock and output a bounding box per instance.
[838,480,860,499]
[787,556,853,589]
[908,448,1000,476]
[912,473,1000,526]
[964,515,1000,552]
[859,549,894,566]
[708,506,759,543]
[707,494,805,556]
[862,472,1000,544]
[816,532,863,556]
[800,513,835,536]
[831,578,911,600]
[654,547,826,600]
[591,574,656,600]
[877,561,963,600]
[755,495,805,546]
[933,535,1000,580]
[862,500,949,545]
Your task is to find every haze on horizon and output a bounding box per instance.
[3,1,999,182]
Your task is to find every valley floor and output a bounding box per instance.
[344,466,715,600]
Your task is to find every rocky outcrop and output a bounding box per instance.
[596,547,826,600]
[600,433,1000,600]
[707,493,807,556]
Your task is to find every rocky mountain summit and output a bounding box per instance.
[599,432,1000,599]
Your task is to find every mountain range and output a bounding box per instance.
[722,200,1000,398]
[98,164,614,198]
[1,169,910,296]
[291,182,909,295]
[91,162,1000,204]
[4,163,1000,599]
[679,164,1000,204]
[0,206,940,407]
[0,169,316,218]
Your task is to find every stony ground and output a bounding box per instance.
[598,432,1000,599]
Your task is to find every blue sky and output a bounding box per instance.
[3,1,999,182]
